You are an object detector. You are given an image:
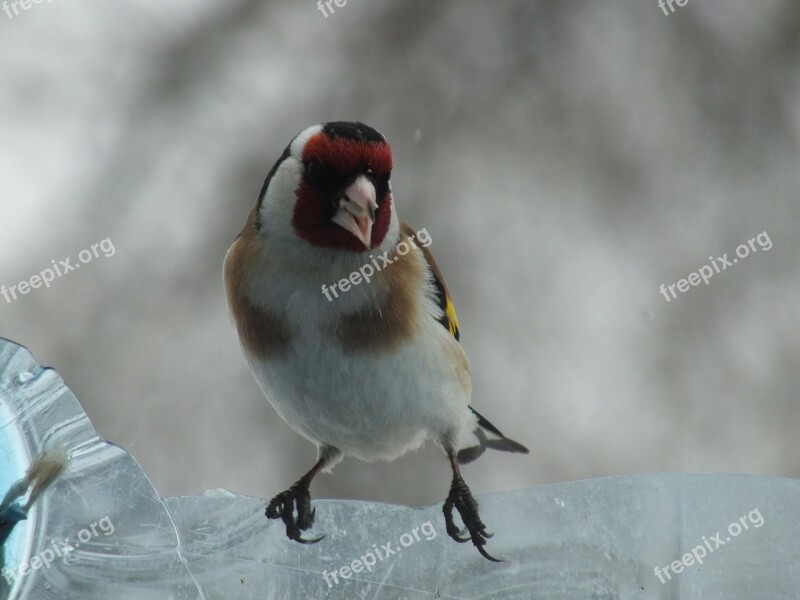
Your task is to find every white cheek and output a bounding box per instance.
[260,124,322,242]
[290,124,323,155]
[261,158,303,241]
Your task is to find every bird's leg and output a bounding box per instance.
[266,456,326,544]
[443,451,500,561]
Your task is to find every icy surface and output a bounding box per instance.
[0,337,798,599]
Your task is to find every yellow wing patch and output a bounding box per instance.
[445,297,460,340]
[399,221,461,342]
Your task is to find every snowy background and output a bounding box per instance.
[0,0,798,507]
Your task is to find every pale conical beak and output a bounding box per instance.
[332,174,378,250]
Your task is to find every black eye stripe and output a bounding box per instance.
[303,161,390,191]
[304,159,323,183]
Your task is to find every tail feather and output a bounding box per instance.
[457,407,529,465]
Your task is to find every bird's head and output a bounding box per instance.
[255,122,395,254]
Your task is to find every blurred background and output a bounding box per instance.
[0,0,798,507]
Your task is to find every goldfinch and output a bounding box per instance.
[223,122,528,561]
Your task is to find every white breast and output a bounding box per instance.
[241,248,474,463]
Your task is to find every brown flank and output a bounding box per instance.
[224,204,291,359]
[332,232,425,354]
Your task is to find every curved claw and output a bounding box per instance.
[265,502,281,520]
[452,531,470,543]
[476,544,503,562]
[443,498,470,542]
[443,475,502,561]
[458,526,493,540]
[265,484,324,544]
[447,528,470,543]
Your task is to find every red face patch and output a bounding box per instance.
[302,134,393,178]
[292,133,393,252]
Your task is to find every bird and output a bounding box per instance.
[223,121,528,561]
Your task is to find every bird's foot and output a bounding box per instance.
[265,480,324,544]
[443,475,500,561]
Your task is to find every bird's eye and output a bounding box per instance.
[304,159,322,183]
